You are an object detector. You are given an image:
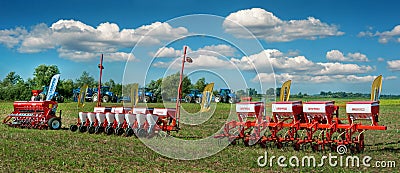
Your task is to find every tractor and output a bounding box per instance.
[138,87,156,103]
[214,88,238,103]
[73,86,117,103]
[34,86,64,103]
[185,89,202,103]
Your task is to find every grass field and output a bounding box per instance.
[0,99,399,172]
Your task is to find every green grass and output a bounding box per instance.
[0,99,399,172]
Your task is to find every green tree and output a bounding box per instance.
[193,77,207,91]
[58,79,75,99]
[2,71,22,86]
[147,78,163,102]
[75,71,95,88]
[266,88,275,96]
[160,72,191,100]
[33,64,60,89]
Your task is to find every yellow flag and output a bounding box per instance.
[130,83,139,107]
[78,84,88,108]
[200,83,214,112]
[280,80,291,102]
[370,75,382,101]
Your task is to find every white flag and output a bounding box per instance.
[46,74,60,101]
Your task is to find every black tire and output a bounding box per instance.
[105,127,114,135]
[88,126,95,134]
[79,126,87,133]
[92,93,98,102]
[228,97,235,104]
[115,127,125,136]
[125,128,134,137]
[70,125,78,132]
[195,97,201,104]
[48,117,62,130]
[185,95,192,103]
[102,95,110,103]
[136,128,147,137]
[214,95,222,103]
[144,96,151,103]
[95,126,104,134]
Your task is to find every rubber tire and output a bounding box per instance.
[185,95,192,103]
[144,96,151,103]
[195,97,201,104]
[92,93,98,102]
[79,126,87,133]
[115,127,125,136]
[70,125,78,132]
[95,126,104,134]
[48,117,62,130]
[214,96,221,103]
[228,97,235,104]
[136,128,147,138]
[125,128,134,137]
[88,126,95,134]
[105,127,114,135]
[102,95,110,103]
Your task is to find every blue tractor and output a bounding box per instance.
[36,86,64,103]
[138,87,156,103]
[73,86,117,103]
[214,88,238,104]
[185,89,202,103]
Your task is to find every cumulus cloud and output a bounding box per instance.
[387,60,400,71]
[150,44,236,58]
[223,8,344,42]
[151,47,183,58]
[326,50,369,62]
[253,73,382,84]
[358,25,400,43]
[0,19,188,62]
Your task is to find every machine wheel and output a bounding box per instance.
[136,128,147,137]
[70,125,78,132]
[105,127,114,135]
[48,117,61,130]
[125,128,134,137]
[144,96,151,103]
[102,95,110,103]
[185,95,192,103]
[115,127,125,136]
[88,126,95,134]
[195,97,201,104]
[214,96,221,103]
[92,93,99,102]
[79,126,87,133]
[95,126,104,134]
[228,97,235,104]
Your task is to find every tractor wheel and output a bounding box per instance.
[102,95,110,103]
[144,96,151,103]
[125,128,134,137]
[88,126,95,134]
[105,127,114,135]
[214,96,221,103]
[95,126,104,134]
[92,93,98,102]
[136,128,147,137]
[185,95,192,103]
[228,97,235,104]
[48,117,62,130]
[195,97,201,104]
[70,125,78,132]
[79,126,87,133]
[115,127,125,136]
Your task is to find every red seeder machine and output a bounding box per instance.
[2,100,62,130]
[70,47,208,137]
[215,76,386,153]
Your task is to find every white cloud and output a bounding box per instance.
[326,50,369,62]
[0,19,189,62]
[223,8,344,42]
[377,57,385,62]
[151,47,182,58]
[254,73,381,84]
[153,54,234,69]
[385,76,397,80]
[387,60,400,71]
[0,27,27,48]
[317,62,374,75]
[359,25,400,44]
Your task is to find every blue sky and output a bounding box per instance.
[0,0,399,94]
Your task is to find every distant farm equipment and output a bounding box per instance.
[185,89,202,103]
[215,76,386,153]
[3,74,63,130]
[33,86,64,103]
[214,88,238,103]
[73,86,117,103]
[138,87,156,103]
